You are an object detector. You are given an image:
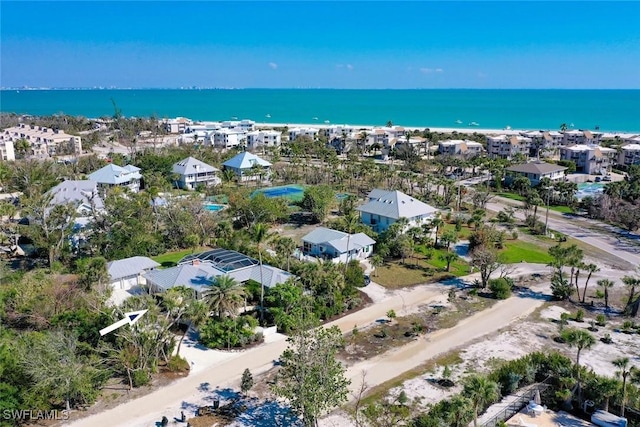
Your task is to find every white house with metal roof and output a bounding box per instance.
[172,157,221,190]
[107,256,160,290]
[301,227,375,264]
[48,180,104,217]
[505,162,567,186]
[222,152,272,182]
[88,164,142,193]
[356,189,438,233]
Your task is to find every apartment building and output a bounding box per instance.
[521,131,563,157]
[246,130,282,150]
[438,140,484,156]
[486,135,531,159]
[559,145,616,175]
[1,124,82,158]
[0,139,15,161]
[163,117,193,134]
[288,127,319,141]
[562,130,603,146]
[618,143,640,168]
[213,129,246,149]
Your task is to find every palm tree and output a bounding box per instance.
[202,275,246,318]
[431,215,444,248]
[597,279,615,309]
[613,357,633,417]
[462,374,501,427]
[274,236,297,271]
[369,254,383,277]
[440,251,459,272]
[446,394,475,427]
[251,223,273,325]
[176,299,209,356]
[594,377,619,412]
[622,275,640,316]
[581,263,600,303]
[343,211,360,273]
[561,328,595,404]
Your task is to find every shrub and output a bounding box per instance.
[132,370,151,388]
[241,368,254,394]
[387,309,397,321]
[489,277,512,300]
[167,355,189,372]
[595,314,606,327]
[551,274,573,300]
[621,320,635,333]
[573,309,585,322]
[199,315,262,349]
[601,333,613,344]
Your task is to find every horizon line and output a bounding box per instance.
[2,87,639,91]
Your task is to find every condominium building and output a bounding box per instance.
[288,127,319,141]
[562,130,603,146]
[163,117,193,134]
[618,143,640,167]
[0,139,15,161]
[213,129,246,149]
[246,130,282,150]
[559,145,616,175]
[438,140,484,156]
[521,131,563,157]
[1,124,82,158]
[486,135,531,159]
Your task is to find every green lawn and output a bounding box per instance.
[152,249,199,268]
[497,192,573,214]
[497,192,526,202]
[499,240,553,264]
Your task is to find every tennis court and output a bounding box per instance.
[253,184,305,202]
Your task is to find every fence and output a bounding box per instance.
[481,382,551,427]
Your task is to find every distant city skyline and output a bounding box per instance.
[1,1,639,89]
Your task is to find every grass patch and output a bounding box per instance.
[441,223,474,240]
[375,250,469,289]
[497,192,526,202]
[152,249,199,268]
[497,192,573,213]
[499,240,553,264]
[435,296,497,329]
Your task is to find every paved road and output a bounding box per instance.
[485,197,640,267]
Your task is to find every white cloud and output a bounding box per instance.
[346,64,354,70]
[435,68,443,73]
[268,62,278,70]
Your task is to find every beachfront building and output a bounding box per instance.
[0,139,15,161]
[562,130,603,146]
[221,119,255,132]
[1,124,82,158]
[618,143,640,167]
[163,117,193,134]
[560,145,616,175]
[505,162,567,187]
[301,227,375,264]
[246,130,282,150]
[144,248,294,298]
[213,129,246,149]
[288,127,319,141]
[222,152,272,182]
[356,189,438,233]
[521,131,563,158]
[107,256,160,291]
[486,135,532,160]
[438,140,484,156]
[321,125,357,139]
[172,157,221,190]
[383,126,407,139]
[88,164,143,193]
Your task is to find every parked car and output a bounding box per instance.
[364,275,371,286]
[595,176,602,182]
[602,176,611,181]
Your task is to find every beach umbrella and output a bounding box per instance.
[534,389,541,405]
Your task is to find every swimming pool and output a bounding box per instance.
[576,182,605,200]
[203,203,225,212]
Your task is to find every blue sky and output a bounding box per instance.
[1,1,639,89]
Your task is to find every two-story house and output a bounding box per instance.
[172,157,221,190]
[356,189,438,233]
[505,162,567,187]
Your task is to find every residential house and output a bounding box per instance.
[213,129,246,149]
[1,124,82,158]
[505,162,567,187]
[222,152,272,182]
[560,145,616,175]
[88,164,143,193]
[163,117,193,134]
[618,143,640,167]
[246,130,282,150]
[301,227,375,264]
[356,189,438,233]
[107,256,160,290]
[172,157,221,190]
[0,138,15,161]
[438,140,484,156]
[486,135,531,160]
[48,180,104,217]
[145,248,294,298]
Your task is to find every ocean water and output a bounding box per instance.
[1,89,639,133]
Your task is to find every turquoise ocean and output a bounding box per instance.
[1,89,639,133]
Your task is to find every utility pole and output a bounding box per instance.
[544,187,551,236]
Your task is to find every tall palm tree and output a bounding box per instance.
[431,215,444,248]
[176,299,210,356]
[613,357,633,417]
[274,236,297,271]
[582,263,600,303]
[622,275,640,316]
[446,394,474,427]
[202,275,246,318]
[594,377,619,412]
[462,374,501,427]
[251,223,273,325]
[561,328,595,404]
[597,279,615,309]
[342,211,360,273]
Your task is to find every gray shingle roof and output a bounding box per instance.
[356,189,437,220]
[108,256,160,281]
[172,157,219,176]
[506,162,567,175]
[88,164,142,185]
[48,180,104,211]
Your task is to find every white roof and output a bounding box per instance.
[357,189,438,220]
[108,256,160,281]
[622,143,640,151]
[172,157,219,175]
[222,152,272,169]
[302,227,375,254]
[48,180,104,210]
[88,164,142,185]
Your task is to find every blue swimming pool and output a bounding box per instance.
[576,182,605,200]
[203,203,225,212]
